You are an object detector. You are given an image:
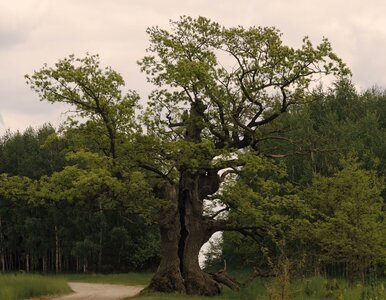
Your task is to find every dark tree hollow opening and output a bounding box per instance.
[178,189,189,273]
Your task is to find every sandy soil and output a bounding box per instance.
[49,282,144,300]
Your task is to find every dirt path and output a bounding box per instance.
[50,282,144,300]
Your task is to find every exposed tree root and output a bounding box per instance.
[210,270,241,290]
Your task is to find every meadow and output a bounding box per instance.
[0,272,384,300]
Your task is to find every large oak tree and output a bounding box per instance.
[26,16,349,296]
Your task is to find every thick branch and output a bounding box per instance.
[207,218,266,235]
[138,164,174,184]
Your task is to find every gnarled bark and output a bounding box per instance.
[147,92,244,295]
[147,183,185,293]
[147,222,185,293]
[147,170,224,296]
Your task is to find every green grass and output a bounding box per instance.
[1,272,383,300]
[132,275,386,300]
[0,273,71,300]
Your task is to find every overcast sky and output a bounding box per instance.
[1,0,386,134]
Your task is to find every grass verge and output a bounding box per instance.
[0,273,71,300]
[132,275,386,300]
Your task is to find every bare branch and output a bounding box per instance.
[208,206,230,219]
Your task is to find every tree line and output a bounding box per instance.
[0,16,384,296]
[215,80,386,283]
[0,125,160,273]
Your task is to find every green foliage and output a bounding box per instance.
[24,53,165,223]
[71,238,99,264]
[220,78,386,283]
[273,79,386,183]
[0,124,65,179]
[0,173,33,202]
[0,124,160,274]
[222,155,386,280]
[139,16,349,149]
[305,157,386,279]
[219,154,313,272]
[25,53,140,165]
[25,54,139,133]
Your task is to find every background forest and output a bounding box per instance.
[0,79,385,284]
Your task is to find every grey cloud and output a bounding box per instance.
[0,0,49,49]
[0,27,28,49]
[2,0,386,133]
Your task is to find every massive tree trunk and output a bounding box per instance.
[179,171,221,295]
[147,101,224,296]
[147,171,221,296]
